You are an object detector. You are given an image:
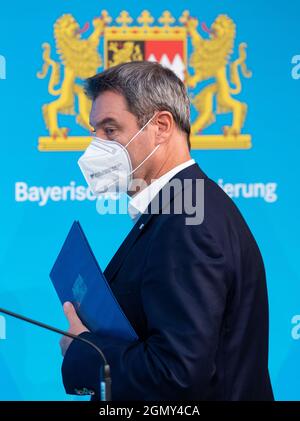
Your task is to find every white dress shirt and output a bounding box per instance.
[128,159,195,221]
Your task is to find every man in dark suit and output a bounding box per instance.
[59,61,274,401]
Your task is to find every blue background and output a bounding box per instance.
[0,0,299,400]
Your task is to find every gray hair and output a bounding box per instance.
[85,61,191,149]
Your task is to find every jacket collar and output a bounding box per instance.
[104,163,207,283]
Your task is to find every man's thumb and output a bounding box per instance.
[63,301,79,327]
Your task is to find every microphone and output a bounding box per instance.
[0,306,111,401]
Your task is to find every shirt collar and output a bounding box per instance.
[128,159,195,220]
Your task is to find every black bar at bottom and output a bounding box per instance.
[0,401,299,418]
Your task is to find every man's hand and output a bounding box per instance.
[60,301,89,357]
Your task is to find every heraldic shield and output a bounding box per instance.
[37,10,252,151]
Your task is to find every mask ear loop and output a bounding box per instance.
[124,113,157,149]
[129,144,160,176]
[99,113,159,194]
[124,113,160,176]
[101,144,160,194]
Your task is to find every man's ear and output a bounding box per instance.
[154,111,174,145]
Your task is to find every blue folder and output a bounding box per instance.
[50,221,138,341]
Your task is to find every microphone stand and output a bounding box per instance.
[0,307,111,401]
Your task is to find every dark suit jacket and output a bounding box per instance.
[62,163,274,401]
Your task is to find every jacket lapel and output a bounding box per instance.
[103,210,153,283]
[103,163,206,283]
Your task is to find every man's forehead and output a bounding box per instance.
[89,110,118,127]
[90,92,129,125]
[92,90,127,111]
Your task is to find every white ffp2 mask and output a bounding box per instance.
[78,115,159,196]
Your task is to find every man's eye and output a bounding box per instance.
[104,128,116,137]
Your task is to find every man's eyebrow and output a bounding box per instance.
[90,117,120,129]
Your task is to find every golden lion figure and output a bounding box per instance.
[186,15,252,136]
[108,41,143,67]
[37,14,104,138]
